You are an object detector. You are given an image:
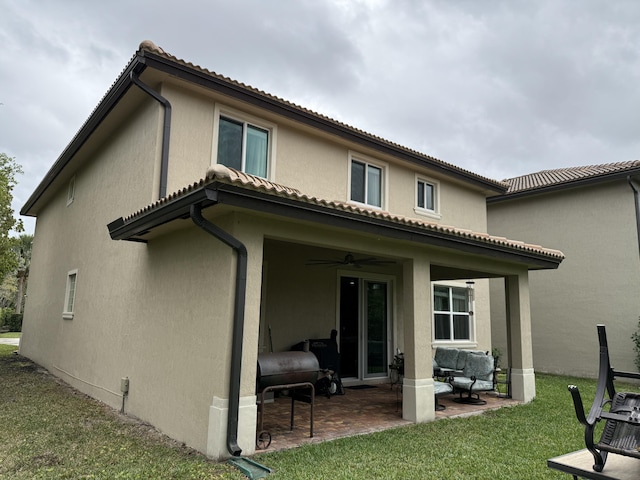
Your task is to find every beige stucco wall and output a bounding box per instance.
[21,100,160,369]
[488,180,640,376]
[20,98,239,453]
[158,80,490,233]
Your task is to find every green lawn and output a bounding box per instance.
[1,345,637,479]
[0,332,22,338]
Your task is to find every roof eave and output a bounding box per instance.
[489,168,640,204]
[109,182,562,270]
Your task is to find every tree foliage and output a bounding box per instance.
[0,153,24,282]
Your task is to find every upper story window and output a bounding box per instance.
[433,284,472,342]
[415,176,440,218]
[350,155,385,209]
[216,113,271,178]
[63,269,78,320]
[67,176,76,206]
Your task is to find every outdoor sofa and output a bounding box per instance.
[433,347,496,405]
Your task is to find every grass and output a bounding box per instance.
[1,345,638,479]
[0,345,242,479]
[0,332,22,338]
[256,375,639,479]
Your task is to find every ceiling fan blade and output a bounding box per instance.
[305,259,343,266]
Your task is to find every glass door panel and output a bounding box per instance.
[365,281,388,377]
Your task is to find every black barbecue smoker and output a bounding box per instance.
[255,351,319,449]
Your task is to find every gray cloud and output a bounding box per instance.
[2,0,640,234]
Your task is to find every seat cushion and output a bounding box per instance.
[434,381,453,395]
[462,354,494,382]
[451,377,494,391]
[434,347,459,370]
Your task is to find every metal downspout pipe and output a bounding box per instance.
[190,203,247,457]
[130,72,171,199]
[628,175,640,261]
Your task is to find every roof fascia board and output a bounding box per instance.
[140,51,506,194]
[109,182,561,269]
[488,168,640,204]
[21,58,148,216]
[107,188,211,241]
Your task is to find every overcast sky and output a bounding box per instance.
[2,0,640,235]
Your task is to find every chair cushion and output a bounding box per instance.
[455,350,485,370]
[462,354,494,382]
[434,381,453,395]
[434,347,459,370]
[451,377,494,391]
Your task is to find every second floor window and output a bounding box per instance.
[67,176,76,206]
[351,159,383,208]
[217,116,269,178]
[417,179,435,211]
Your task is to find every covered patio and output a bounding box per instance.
[255,384,519,452]
[108,167,565,458]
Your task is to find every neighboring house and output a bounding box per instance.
[19,41,563,459]
[488,162,640,378]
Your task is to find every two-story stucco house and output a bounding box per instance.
[19,41,563,459]
[488,162,640,378]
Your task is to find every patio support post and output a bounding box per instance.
[505,272,536,403]
[402,256,435,423]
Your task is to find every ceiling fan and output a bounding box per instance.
[306,252,395,268]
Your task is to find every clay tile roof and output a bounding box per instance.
[504,160,640,195]
[137,40,507,192]
[122,165,564,261]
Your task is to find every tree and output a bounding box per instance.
[0,153,24,282]
[12,233,33,313]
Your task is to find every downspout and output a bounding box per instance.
[190,203,247,457]
[628,176,640,261]
[130,72,171,199]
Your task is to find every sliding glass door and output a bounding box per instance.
[339,276,390,380]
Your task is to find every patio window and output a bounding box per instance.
[63,269,78,320]
[433,284,471,341]
[350,157,384,208]
[216,115,270,178]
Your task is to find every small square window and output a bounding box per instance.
[67,176,76,206]
[350,157,384,208]
[415,176,440,218]
[63,270,77,320]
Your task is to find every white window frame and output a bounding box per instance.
[66,176,76,206]
[62,269,78,320]
[211,104,277,179]
[414,175,441,219]
[431,281,476,345]
[348,152,387,210]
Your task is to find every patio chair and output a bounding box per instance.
[434,380,453,411]
[449,352,495,405]
[568,324,640,472]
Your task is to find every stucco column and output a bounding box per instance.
[402,256,435,422]
[505,272,535,403]
[207,215,263,459]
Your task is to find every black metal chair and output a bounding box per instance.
[568,324,640,472]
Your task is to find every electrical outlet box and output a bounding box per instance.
[121,377,130,394]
